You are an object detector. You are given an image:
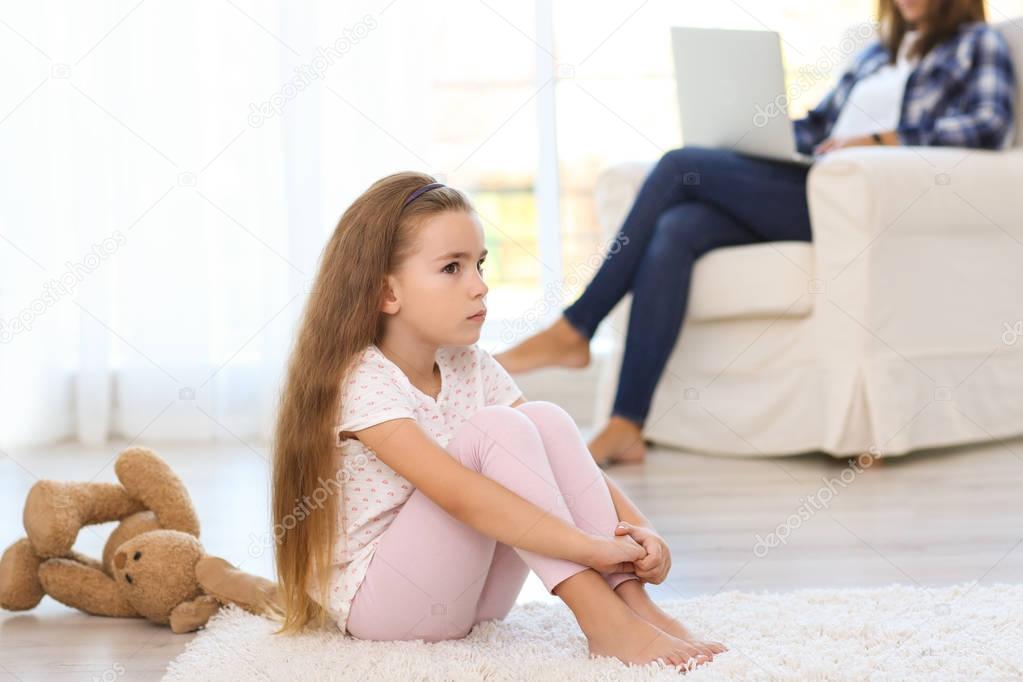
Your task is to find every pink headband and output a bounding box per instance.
[403,182,445,207]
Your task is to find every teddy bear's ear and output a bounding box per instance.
[102,511,162,571]
[114,448,200,538]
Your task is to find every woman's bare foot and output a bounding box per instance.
[494,317,590,374]
[588,416,647,467]
[615,579,727,654]
[586,607,719,671]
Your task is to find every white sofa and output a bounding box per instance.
[592,19,1023,458]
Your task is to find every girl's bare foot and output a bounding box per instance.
[615,579,727,654]
[494,317,590,374]
[588,416,647,467]
[586,607,719,671]
[555,570,719,672]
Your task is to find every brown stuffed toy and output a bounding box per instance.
[0,446,283,633]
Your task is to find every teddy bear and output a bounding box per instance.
[0,446,283,633]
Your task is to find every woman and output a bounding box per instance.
[496,0,1016,466]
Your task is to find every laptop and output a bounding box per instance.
[671,26,816,165]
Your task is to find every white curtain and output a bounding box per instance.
[0,0,452,448]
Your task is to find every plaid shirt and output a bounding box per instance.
[794,22,1016,153]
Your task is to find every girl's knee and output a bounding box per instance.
[515,400,573,427]
[451,404,544,469]
[467,404,536,433]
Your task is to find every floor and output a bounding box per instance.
[1,434,1021,681]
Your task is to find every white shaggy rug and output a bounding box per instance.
[163,582,1023,681]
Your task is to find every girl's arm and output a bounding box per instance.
[602,470,654,529]
[353,417,627,569]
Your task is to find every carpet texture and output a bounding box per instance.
[163,581,1023,680]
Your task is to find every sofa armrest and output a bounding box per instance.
[806,146,1023,363]
[807,146,1023,257]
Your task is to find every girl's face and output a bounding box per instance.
[382,209,489,347]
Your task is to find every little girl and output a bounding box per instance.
[271,171,726,671]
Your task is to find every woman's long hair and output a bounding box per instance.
[877,0,986,62]
[271,172,472,634]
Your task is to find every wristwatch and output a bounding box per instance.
[871,132,884,145]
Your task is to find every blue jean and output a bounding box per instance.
[563,146,813,425]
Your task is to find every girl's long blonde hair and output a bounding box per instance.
[272,171,472,633]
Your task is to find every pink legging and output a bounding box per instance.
[346,401,638,642]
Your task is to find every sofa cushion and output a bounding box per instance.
[687,241,815,322]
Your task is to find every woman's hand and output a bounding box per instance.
[814,136,869,154]
[614,522,672,584]
[585,531,646,575]
[815,131,896,155]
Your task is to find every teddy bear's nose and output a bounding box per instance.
[114,551,126,569]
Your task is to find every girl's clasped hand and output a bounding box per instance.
[587,522,672,584]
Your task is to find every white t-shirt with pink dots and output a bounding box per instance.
[311,343,523,635]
